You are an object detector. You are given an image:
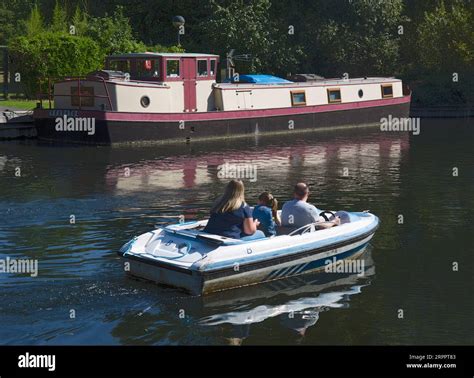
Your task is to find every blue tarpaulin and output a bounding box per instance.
[224,74,292,84]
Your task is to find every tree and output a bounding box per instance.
[50,0,68,33]
[85,6,147,56]
[201,0,303,75]
[410,0,474,105]
[0,4,15,44]
[313,0,407,77]
[417,1,473,73]
[24,3,44,36]
[71,4,89,36]
[8,32,102,98]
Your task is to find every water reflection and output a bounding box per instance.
[108,247,374,345]
[104,134,408,194]
[2,121,471,345]
[200,247,374,345]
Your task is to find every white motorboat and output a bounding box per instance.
[118,210,379,295]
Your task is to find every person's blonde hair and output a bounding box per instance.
[211,180,246,213]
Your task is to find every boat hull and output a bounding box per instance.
[34,96,411,145]
[121,233,374,295]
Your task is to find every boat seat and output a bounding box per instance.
[196,232,244,246]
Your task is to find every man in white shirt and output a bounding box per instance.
[281,183,339,229]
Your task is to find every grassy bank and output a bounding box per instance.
[0,98,39,110]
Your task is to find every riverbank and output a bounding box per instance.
[0,99,38,111]
[410,105,474,118]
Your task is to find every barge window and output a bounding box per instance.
[291,90,306,106]
[210,60,216,76]
[197,59,208,77]
[108,59,130,73]
[327,88,341,103]
[136,59,160,79]
[166,59,180,77]
[71,86,94,107]
[140,95,150,108]
[381,84,393,98]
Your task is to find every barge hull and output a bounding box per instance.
[34,97,411,145]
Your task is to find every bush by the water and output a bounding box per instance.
[9,32,102,98]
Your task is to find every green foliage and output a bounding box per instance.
[411,75,473,106]
[71,5,88,36]
[50,0,67,33]
[406,1,474,105]
[417,1,473,73]
[25,3,44,36]
[315,0,408,76]
[0,0,36,43]
[146,44,185,53]
[85,7,146,56]
[202,0,303,75]
[0,5,15,44]
[1,0,473,105]
[8,32,102,98]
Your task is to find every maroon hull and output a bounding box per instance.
[34,95,411,145]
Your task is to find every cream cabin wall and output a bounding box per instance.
[215,80,403,111]
[54,80,187,113]
[114,82,188,112]
[54,81,111,110]
[196,80,216,111]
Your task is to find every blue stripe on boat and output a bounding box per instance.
[287,264,303,275]
[295,263,309,274]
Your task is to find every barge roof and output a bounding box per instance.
[215,77,400,88]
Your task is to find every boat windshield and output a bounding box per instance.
[107,58,161,81]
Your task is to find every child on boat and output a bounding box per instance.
[253,192,282,237]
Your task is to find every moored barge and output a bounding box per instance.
[34,52,411,145]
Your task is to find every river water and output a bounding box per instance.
[0,119,472,345]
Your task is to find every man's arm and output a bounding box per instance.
[308,205,340,228]
[316,217,341,229]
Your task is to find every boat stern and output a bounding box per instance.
[117,226,213,295]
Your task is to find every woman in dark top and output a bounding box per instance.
[204,180,266,240]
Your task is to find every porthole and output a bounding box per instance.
[358,89,364,98]
[140,95,150,108]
